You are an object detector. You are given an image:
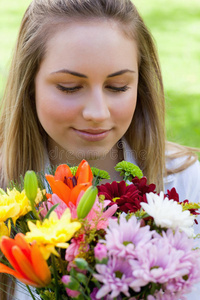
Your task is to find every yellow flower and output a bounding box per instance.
[0,222,10,241]
[0,188,45,224]
[25,208,81,260]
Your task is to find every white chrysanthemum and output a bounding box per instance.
[141,192,195,237]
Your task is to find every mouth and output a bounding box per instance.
[72,128,111,142]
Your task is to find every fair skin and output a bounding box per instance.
[35,20,139,179]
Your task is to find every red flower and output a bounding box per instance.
[166,187,180,202]
[98,177,156,214]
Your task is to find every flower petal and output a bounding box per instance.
[14,233,31,261]
[0,236,23,274]
[0,263,37,286]
[76,160,93,184]
[31,242,51,286]
[45,175,71,204]
[12,245,44,286]
[70,182,91,205]
[54,164,72,181]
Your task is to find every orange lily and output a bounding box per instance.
[0,233,51,287]
[45,159,93,205]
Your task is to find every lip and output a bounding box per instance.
[73,128,111,142]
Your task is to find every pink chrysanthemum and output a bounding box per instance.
[162,230,200,296]
[129,229,200,297]
[104,214,153,258]
[94,256,133,299]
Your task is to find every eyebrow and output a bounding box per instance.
[107,69,135,78]
[51,69,135,78]
[51,69,87,78]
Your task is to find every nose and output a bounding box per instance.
[82,88,110,123]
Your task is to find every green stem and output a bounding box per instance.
[58,255,65,274]
[26,285,36,300]
[51,254,59,300]
[30,200,40,220]
[123,175,128,182]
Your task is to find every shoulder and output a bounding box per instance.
[164,155,200,203]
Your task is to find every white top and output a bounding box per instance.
[14,141,200,300]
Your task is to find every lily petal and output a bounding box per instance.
[0,234,51,288]
[70,182,91,205]
[31,242,51,285]
[76,160,93,184]
[0,263,37,286]
[15,233,31,261]
[54,164,72,181]
[45,175,71,204]
[0,236,23,274]
[12,245,44,286]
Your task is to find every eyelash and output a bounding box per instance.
[56,84,130,94]
[105,85,130,92]
[56,85,82,93]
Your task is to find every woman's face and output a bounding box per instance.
[35,20,138,163]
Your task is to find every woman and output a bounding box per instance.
[0,0,200,299]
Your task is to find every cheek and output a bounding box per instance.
[112,94,137,123]
[35,94,80,125]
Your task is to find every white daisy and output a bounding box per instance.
[141,192,195,237]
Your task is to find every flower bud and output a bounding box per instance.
[94,243,107,261]
[77,186,97,219]
[24,170,38,202]
[75,258,88,270]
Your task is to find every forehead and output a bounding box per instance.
[40,20,138,74]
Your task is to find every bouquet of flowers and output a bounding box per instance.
[1,160,200,300]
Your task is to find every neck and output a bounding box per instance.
[47,142,124,183]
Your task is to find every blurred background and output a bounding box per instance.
[0,0,200,149]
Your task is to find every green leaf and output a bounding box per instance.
[43,204,60,220]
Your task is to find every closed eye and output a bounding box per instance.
[106,85,130,92]
[56,84,82,93]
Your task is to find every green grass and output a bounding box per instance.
[134,0,200,149]
[0,0,200,149]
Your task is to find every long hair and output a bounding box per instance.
[0,0,165,189]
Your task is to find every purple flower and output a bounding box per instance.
[90,288,99,300]
[129,236,187,287]
[94,243,107,261]
[129,229,200,297]
[162,229,200,295]
[94,256,133,299]
[104,214,153,258]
